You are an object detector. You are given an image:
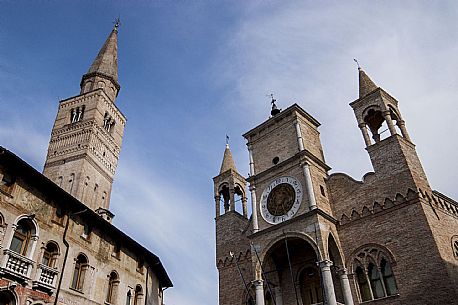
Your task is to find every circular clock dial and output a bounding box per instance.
[260,176,303,224]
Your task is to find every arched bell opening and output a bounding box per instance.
[217,182,247,217]
[363,107,385,143]
[218,183,230,214]
[362,105,409,145]
[234,184,247,217]
[261,237,320,305]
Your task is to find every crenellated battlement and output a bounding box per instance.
[216,248,251,269]
[338,187,458,225]
[339,188,419,225]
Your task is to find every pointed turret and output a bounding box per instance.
[359,68,378,98]
[220,144,237,174]
[213,143,247,218]
[80,22,120,102]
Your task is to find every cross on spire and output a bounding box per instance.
[113,17,121,31]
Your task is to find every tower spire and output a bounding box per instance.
[220,140,237,174]
[80,22,120,101]
[358,67,378,98]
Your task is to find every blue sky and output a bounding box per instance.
[1,1,458,305]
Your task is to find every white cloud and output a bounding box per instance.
[216,1,458,199]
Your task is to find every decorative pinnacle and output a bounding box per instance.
[113,17,121,31]
[225,134,230,147]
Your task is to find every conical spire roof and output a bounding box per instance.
[219,144,237,174]
[359,68,378,98]
[86,27,118,82]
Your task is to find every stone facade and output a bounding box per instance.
[43,26,125,213]
[214,70,458,305]
[0,24,172,305]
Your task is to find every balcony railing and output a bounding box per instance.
[33,263,59,292]
[1,249,34,281]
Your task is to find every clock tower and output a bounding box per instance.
[214,99,353,305]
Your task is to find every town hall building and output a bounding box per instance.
[0,23,172,305]
[213,68,458,305]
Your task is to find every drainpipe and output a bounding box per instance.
[145,265,149,305]
[53,209,87,305]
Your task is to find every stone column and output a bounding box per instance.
[250,186,259,232]
[214,195,220,218]
[358,123,372,147]
[301,162,317,210]
[248,145,255,176]
[338,268,354,305]
[274,286,283,305]
[383,110,397,136]
[242,197,248,218]
[319,260,337,305]
[229,186,235,212]
[294,120,305,151]
[397,120,412,142]
[254,279,265,305]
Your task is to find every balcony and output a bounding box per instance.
[0,249,34,282]
[33,263,59,292]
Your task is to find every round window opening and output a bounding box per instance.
[272,157,280,165]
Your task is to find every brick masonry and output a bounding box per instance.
[214,73,458,305]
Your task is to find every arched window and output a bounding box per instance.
[133,285,143,305]
[368,263,385,299]
[381,259,397,296]
[356,266,371,301]
[71,254,88,291]
[9,219,32,256]
[0,290,16,305]
[106,271,119,304]
[126,290,132,305]
[352,245,398,302]
[42,242,59,268]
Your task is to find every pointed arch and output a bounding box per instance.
[349,244,398,302]
[327,232,344,267]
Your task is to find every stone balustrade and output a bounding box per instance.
[1,249,34,281]
[33,263,59,292]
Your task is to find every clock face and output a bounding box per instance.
[260,176,303,224]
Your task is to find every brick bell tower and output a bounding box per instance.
[213,142,253,305]
[214,97,354,305]
[350,67,430,194]
[43,21,126,221]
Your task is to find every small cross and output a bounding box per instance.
[226,134,230,145]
